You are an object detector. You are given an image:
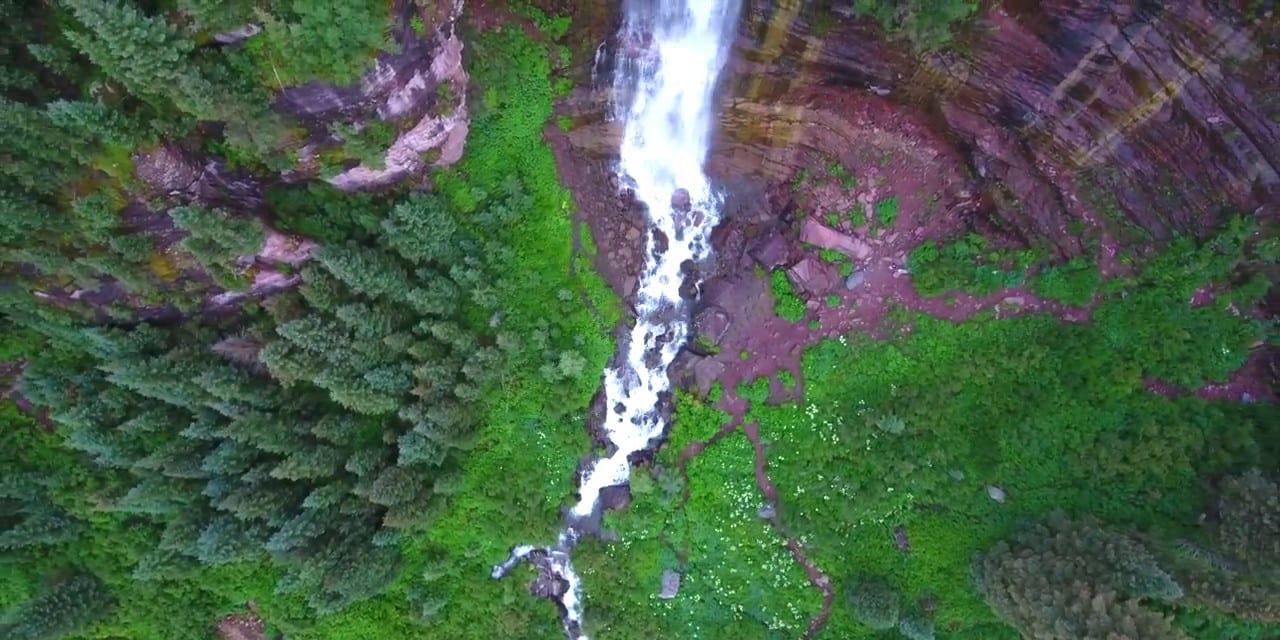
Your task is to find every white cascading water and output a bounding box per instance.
[493,1,741,637]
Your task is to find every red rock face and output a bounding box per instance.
[554,0,1276,292]
[715,0,1277,251]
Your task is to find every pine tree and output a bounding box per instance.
[975,513,1186,639]
[314,244,416,304]
[200,439,261,477]
[193,514,266,565]
[1216,470,1279,574]
[59,0,199,109]
[382,193,462,265]
[2,573,113,640]
[266,508,331,554]
[1162,471,1280,623]
[215,482,300,526]
[114,477,195,515]
[0,509,83,550]
[0,98,89,193]
[271,444,344,481]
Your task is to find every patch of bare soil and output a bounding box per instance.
[215,613,266,640]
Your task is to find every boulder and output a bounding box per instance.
[658,570,682,599]
[691,356,726,396]
[844,269,867,290]
[671,188,691,212]
[787,256,836,295]
[800,218,870,260]
[748,230,790,270]
[692,305,731,346]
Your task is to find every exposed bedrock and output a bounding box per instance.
[554,0,1279,276]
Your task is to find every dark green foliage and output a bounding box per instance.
[171,205,265,289]
[907,233,1037,296]
[899,614,936,640]
[329,120,397,171]
[1030,256,1100,305]
[2,574,113,640]
[771,269,807,322]
[1162,471,1280,624]
[176,0,257,33]
[975,513,1186,639]
[252,0,392,85]
[849,0,978,52]
[847,578,901,630]
[1215,471,1279,573]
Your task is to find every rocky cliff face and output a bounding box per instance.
[556,0,1278,274]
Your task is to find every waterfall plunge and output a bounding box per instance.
[494,2,741,637]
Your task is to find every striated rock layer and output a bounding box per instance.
[554,0,1278,275]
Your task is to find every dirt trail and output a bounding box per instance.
[741,421,834,638]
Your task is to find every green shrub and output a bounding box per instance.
[1031,256,1100,305]
[847,577,901,630]
[907,234,1035,297]
[254,0,392,85]
[771,269,807,322]
[849,0,978,52]
[899,614,936,640]
[874,196,899,228]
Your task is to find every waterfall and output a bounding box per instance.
[493,2,741,637]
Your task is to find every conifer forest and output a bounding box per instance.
[1,2,1277,640]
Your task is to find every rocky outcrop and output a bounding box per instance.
[133,143,266,213]
[717,0,1278,251]
[555,0,1278,273]
[274,3,471,190]
[325,27,471,190]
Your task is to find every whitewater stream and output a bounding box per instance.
[493,1,741,637]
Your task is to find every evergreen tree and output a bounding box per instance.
[975,513,1186,639]
[382,193,462,265]
[193,514,266,565]
[60,0,192,98]
[271,444,344,481]
[1,573,113,640]
[1162,471,1280,623]
[0,98,88,192]
[1216,470,1279,574]
[0,509,82,550]
[314,244,420,308]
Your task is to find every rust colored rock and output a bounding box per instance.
[651,228,670,257]
[693,305,732,345]
[713,0,1278,252]
[800,218,871,260]
[749,230,791,270]
[787,256,836,295]
[215,614,266,640]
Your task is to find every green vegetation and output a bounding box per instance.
[2,3,615,639]
[873,196,899,229]
[770,269,808,322]
[570,219,1273,639]
[1029,255,1100,305]
[846,0,979,53]
[735,221,1275,638]
[575,397,820,639]
[907,233,1040,297]
[2,2,1276,640]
